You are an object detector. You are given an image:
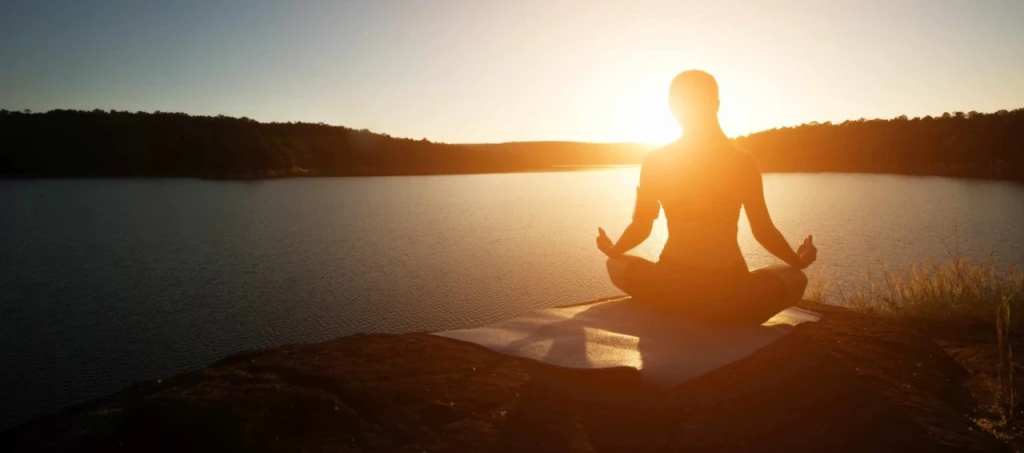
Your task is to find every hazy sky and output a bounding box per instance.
[2,1,1023,143]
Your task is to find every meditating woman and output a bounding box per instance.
[597,70,817,325]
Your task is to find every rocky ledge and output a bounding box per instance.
[1,303,1016,452]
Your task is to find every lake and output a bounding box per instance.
[1,171,1023,430]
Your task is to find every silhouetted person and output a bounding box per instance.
[597,70,817,325]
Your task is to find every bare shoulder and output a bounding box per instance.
[724,143,760,174]
[639,143,674,178]
[642,143,674,166]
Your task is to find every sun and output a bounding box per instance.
[619,94,749,144]
[615,93,679,145]
[601,67,751,144]
[626,110,680,145]
[607,68,752,144]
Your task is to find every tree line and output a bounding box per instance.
[0,108,1021,180]
[735,108,1024,181]
[0,109,648,178]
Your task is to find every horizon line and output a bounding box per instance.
[4,106,1022,147]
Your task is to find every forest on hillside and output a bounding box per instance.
[735,108,1024,181]
[0,108,1021,180]
[0,110,648,178]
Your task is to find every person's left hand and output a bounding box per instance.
[796,235,817,269]
[596,227,615,257]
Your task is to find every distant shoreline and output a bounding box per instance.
[3,108,1021,182]
[2,167,1021,184]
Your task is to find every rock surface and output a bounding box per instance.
[1,303,1010,452]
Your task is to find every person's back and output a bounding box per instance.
[596,70,817,324]
[640,140,754,276]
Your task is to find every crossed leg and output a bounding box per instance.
[737,264,808,323]
[605,254,653,295]
[605,255,808,325]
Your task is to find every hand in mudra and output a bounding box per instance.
[596,227,615,257]
[796,235,817,269]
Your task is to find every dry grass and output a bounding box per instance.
[808,254,1023,330]
[806,244,1023,428]
[996,297,1018,423]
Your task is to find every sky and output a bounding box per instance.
[2,0,1023,144]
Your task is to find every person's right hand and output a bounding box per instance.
[796,235,817,269]
[596,227,616,257]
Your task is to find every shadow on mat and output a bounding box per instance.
[499,298,792,387]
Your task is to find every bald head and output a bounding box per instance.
[669,70,721,133]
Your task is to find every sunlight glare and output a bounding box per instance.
[610,68,746,144]
[616,86,679,145]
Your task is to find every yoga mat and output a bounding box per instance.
[434,297,820,387]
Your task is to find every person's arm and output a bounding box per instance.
[607,217,654,257]
[597,160,659,257]
[742,158,812,269]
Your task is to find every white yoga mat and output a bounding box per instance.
[434,297,820,387]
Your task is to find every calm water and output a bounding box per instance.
[2,171,1023,429]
